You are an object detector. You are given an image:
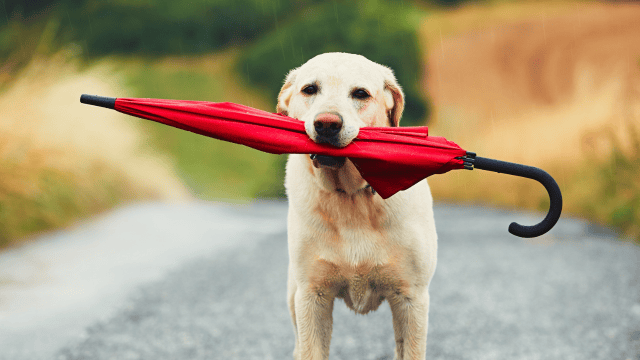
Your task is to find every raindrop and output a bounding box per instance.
[273,2,279,31]
[86,13,92,35]
[279,37,285,61]
[2,0,8,23]
[439,27,444,60]
[290,34,296,62]
[541,15,547,44]
[66,10,73,33]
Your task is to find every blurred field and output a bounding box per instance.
[114,50,286,200]
[1,0,430,247]
[1,0,639,246]
[0,55,190,247]
[422,1,640,240]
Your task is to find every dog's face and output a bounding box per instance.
[277,53,405,149]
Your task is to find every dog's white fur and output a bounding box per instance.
[281,53,437,360]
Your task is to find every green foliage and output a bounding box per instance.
[0,0,62,20]
[0,0,305,71]
[1,0,431,128]
[237,0,430,126]
[59,0,306,58]
[119,60,285,200]
[580,124,640,243]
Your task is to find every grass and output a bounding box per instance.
[0,48,287,249]
[0,153,138,246]
[569,123,640,242]
[0,55,189,248]
[113,50,287,201]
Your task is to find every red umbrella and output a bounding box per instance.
[80,94,562,238]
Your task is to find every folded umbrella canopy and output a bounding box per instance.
[80,94,562,238]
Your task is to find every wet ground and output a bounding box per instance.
[0,201,638,359]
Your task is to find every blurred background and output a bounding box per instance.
[0,0,639,249]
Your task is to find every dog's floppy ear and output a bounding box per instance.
[382,68,405,127]
[276,68,298,116]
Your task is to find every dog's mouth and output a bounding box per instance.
[310,154,346,170]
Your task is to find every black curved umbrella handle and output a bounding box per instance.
[461,153,563,238]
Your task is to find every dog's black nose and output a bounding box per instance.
[314,112,343,140]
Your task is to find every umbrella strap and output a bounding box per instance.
[456,151,476,170]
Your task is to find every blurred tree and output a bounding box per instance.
[0,0,60,20]
[237,0,429,127]
[237,0,430,199]
[0,0,467,66]
[60,0,306,57]
[0,0,305,75]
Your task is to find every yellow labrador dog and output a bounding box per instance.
[280,52,437,360]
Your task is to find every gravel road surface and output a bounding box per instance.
[0,201,638,360]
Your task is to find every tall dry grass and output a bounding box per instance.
[429,64,640,207]
[0,54,189,248]
[421,1,640,242]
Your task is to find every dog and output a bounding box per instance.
[280,52,438,360]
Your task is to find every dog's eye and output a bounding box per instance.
[352,89,370,100]
[302,84,318,95]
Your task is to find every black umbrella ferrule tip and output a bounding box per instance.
[80,94,116,109]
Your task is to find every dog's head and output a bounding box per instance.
[277,53,404,150]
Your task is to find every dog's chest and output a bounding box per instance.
[304,193,407,314]
[310,257,407,315]
[311,192,391,233]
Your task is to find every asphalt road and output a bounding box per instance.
[0,201,639,360]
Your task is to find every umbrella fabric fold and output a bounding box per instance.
[112,97,466,199]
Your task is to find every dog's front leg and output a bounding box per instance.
[293,284,335,360]
[389,287,430,360]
